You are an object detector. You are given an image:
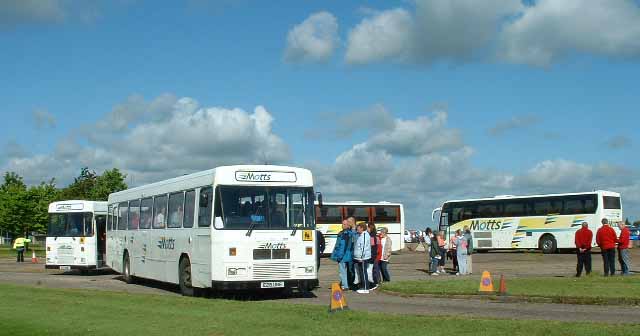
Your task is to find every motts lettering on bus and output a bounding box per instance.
[157,237,176,250]
[469,220,503,231]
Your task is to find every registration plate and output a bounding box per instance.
[260,281,284,289]
[59,266,71,271]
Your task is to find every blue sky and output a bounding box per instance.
[1,0,639,228]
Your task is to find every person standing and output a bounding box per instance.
[13,236,31,263]
[367,223,381,289]
[617,221,631,276]
[437,231,447,274]
[574,222,593,277]
[330,220,354,290]
[315,229,326,271]
[596,218,617,276]
[449,229,461,273]
[456,233,469,275]
[463,226,473,274]
[353,223,372,293]
[379,227,392,282]
[428,229,440,275]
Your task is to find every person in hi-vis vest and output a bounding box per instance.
[13,236,31,262]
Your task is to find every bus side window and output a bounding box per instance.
[107,206,112,231]
[198,187,213,227]
[184,190,195,228]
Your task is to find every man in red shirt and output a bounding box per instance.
[617,221,631,275]
[574,222,593,277]
[596,218,617,276]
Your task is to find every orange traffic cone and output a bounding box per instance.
[498,274,507,295]
[31,250,38,263]
[329,282,349,313]
[478,271,494,294]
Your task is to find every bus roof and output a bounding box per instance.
[48,200,108,213]
[108,165,314,204]
[441,190,620,205]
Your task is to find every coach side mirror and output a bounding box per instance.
[214,217,223,229]
[316,192,323,208]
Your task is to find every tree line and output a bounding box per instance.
[0,168,127,238]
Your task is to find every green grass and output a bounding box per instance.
[0,246,45,258]
[0,284,638,335]
[383,275,640,304]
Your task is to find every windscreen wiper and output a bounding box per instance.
[290,225,298,236]
[246,221,257,237]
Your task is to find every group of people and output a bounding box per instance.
[575,218,632,277]
[330,217,393,293]
[423,226,474,276]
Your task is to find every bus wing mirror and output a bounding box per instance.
[316,192,323,208]
[214,217,224,229]
[431,207,441,222]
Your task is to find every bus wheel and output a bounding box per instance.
[179,258,195,297]
[540,235,557,254]
[123,253,134,284]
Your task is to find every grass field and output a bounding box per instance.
[383,275,640,304]
[0,284,638,335]
[0,246,45,258]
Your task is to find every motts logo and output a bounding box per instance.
[157,237,175,250]
[469,220,503,231]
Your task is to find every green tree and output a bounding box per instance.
[27,180,59,234]
[90,168,127,201]
[58,167,97,201]
[0,172,30,236]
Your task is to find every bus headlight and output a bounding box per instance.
[306,247,313,255]
[305,266,314,273]
[229,248,236,256]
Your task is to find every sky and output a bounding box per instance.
[1,0,639,229]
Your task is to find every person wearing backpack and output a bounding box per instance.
[330,220,354,290]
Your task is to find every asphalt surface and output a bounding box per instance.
[1,248,639,324]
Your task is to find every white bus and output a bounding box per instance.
[106,165,319,296]
[432,190,622,254]
[46,200,108,274]
[316,202,405,255]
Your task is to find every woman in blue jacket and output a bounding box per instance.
[331,220,354,290]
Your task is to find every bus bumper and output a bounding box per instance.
[45,265,97,270]
[210,279,319,291]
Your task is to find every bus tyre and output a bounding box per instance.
[179,258,195,297]
[123,253,134,284]
[540,235,557,254]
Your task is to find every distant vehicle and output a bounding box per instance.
[403,230,413,243]
[106,165,319,296]
[432,190,622,254]
[629,226,640,241]
[46,200,108,274]
[316,202,405,254]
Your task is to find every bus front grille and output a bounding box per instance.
[252,262,291,280]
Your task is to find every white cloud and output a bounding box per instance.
[284,11,339,63]
[367,109,463,156]
[488,115,539,136]
[605,135,632,149]
[498,0,640,66]
[2,94,290,186]
[0,0,65,27]
[32,108,57,129]
[345,8,413,64]
[345,0,522,64]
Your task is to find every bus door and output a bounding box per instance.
[95,214,107,268]
[439,212,451,245]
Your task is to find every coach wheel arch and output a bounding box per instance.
[539,234,557,254]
